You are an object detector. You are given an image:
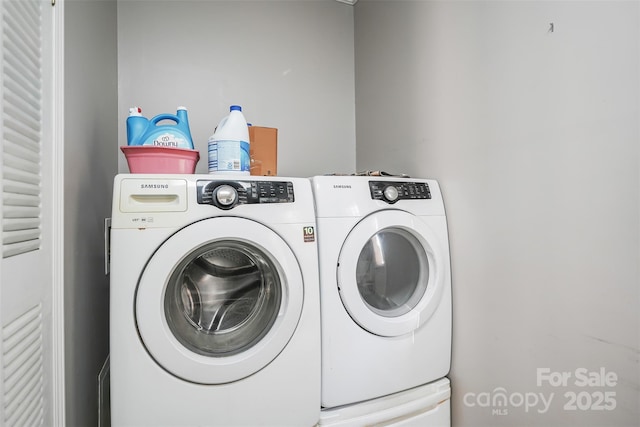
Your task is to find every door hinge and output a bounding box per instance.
[51,0,55,6]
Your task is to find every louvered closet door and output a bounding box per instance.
[0,0,55,426]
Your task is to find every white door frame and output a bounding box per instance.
[51,0,65,424]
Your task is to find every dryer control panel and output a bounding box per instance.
[197,180,294,209]
[369,181,431,204]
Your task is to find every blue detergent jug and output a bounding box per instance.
[126,106,194,149]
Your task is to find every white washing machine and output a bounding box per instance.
[110,174,320,426]
[318,378,451,427]
[311,176,452,409]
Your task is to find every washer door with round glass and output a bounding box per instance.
[135,217,303,384]
[337,210,445,337]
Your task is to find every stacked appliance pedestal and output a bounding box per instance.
[311,176,452,426]
[319,378,451,426]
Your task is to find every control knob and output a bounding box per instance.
[383,185,399,202]
[214,185,237,207]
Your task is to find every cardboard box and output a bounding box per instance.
[249,126,278,176]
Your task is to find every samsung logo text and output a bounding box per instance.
[140,184,169,189]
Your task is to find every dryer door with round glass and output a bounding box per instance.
[337,210,445,337]
[135,217,303,384]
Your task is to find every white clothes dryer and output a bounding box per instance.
[110,174,320,427]
[319,378,451,427]
[311,176,452,408]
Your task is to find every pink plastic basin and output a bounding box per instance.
[121,146,200,174]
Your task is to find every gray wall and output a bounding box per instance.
[117,0,355,177]
[355,1,639,426]
[64,0,118,425]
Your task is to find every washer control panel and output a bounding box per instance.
[197,180,294,209]
[369,181,431,204]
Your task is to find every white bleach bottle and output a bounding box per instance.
[208,105,250,175]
